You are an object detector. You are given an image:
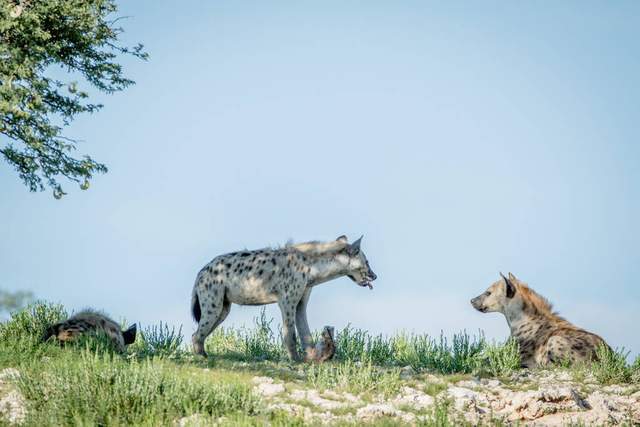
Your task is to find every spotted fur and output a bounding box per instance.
[42,309,137,353]
[191,235,377,361]
[471,273,610,367]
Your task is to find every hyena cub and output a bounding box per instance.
[43,310,137,353]
[312,326,336,363]
[471,273,610,368]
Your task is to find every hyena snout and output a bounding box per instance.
[470,295,487,312]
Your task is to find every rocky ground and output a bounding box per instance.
[250,367,640,426]
[2,365,640,426]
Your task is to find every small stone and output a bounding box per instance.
[356,403,399,421]
[0,390,27,425]
[399,365,415,379]
[251,376,273,385]
[448,386,479,400]
[0,369,20,383]
[481,378,501,388]
[251,377,284,397]
[393,386,435,410]
[290,389,349,410]
[255,382,284,397]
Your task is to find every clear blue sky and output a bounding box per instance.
[1,1,639,355]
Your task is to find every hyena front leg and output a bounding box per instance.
[278,298,302,362]
[192,284,228,356]
[295,288,315,361]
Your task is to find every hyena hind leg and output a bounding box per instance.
[279,299,302,362]
[192,286,229,356]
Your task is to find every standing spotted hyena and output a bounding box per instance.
[191,235,377,361]
[42,310,137,353]
[471,273,610,367]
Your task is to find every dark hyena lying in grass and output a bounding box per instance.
[191,236,377,361]
[43,309,137,353]
[471,272,610,368]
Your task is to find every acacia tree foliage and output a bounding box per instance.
[0,0,147,198]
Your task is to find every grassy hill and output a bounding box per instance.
[0,303,638,426]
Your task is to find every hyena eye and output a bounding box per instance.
[484,291,491,296]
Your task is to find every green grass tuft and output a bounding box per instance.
[591,344,633,384]
[473,338,521,378]
[17,350,260,426]
[305,359,402,396]
[132,322,184,357]
[0,301,67,341]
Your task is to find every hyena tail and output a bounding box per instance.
[191,287,201,323]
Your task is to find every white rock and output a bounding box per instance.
[602,384,627,395]
[0,369,20,384]
[268,402,310,418]
[175,413,206,427]
[501,386,586,421]
[481,378,501,388]
[356,403,398,420]
[341,392,361,403]
[0,389,27,425]
[251,376,274,385]
[253,382,284,397]
[399,365,415,379]
[448,386,478,399]
[290,389,348,410]
[393,386,435,410]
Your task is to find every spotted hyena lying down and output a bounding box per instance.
[43,310,137,353]
[471,272,610,368]
[191,235,376,361]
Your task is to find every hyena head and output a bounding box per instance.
[122,324,137,345]
[471,272,519,314]
[321,325,335,343]
[338,235,377,289]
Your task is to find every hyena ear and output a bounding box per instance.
[122,324,137,345]
[336,235,348,243]
[347,235,363,255]
[508,272,517,281]
[500,272,516,299]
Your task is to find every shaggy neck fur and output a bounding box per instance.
[504,284,573,342]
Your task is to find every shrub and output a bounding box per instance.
[473,338,521,377]
[631,355,640,384]
[206,309,285,361]
[133,322,184,357]
[242,309,285,361]
[334,327,486,374]
[592,344,632,384]
[305,359,401,396]
[0,301,67,341]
